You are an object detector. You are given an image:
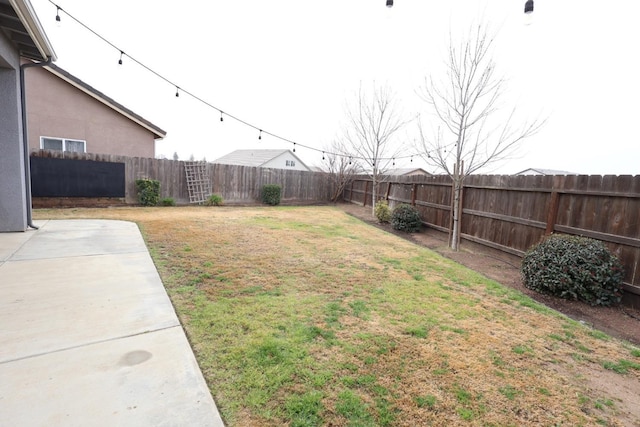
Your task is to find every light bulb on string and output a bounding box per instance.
[258,130,262,140]
[220,111,224,122]
[55,6,61,26]
[175,87,180,97]
[293,143,296,153]
[411,156,413,163]
[322,151,325,161]
[118,51,123,65]
[392,158,395,166]
[349,157,352,165]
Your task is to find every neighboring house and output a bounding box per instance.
[515,168,577,176]
[0,0,56,232]
[213,149,310,172]
[385,167,431,177]
[24,62,166,158]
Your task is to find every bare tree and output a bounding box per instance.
[417,24,544,250]
[343,83,408,215]
[321,139,363,202]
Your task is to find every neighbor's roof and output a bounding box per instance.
[514,168,577,176]
[213,149,309,169]
[1,0,56,61]
[385,167,431,176]
[41,63,167,139]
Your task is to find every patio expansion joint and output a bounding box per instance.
[0,324,182,365]
[5,249,148,263]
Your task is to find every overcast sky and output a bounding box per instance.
[30,0,640,175]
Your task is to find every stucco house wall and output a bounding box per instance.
[261,152,310,171]
[213,149,311,172]
[0,29,27,231]
[24,65,161,158]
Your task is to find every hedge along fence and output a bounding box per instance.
[344,173,640,307]
[30,149,333,206]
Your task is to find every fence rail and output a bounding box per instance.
[343,174,640,306]
[30,150,333,205]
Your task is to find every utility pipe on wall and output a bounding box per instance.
[20,57,53,230]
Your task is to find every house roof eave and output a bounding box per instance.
[8,0,57,61]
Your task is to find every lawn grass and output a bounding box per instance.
[34,206,640,426]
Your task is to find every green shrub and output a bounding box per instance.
[135,178,160,206]
[521,234,624,306]
[160,197,175,206]
[262,184,281,206]
[391,204,422,233]
[375,200,392,223]
[206,194,224,206]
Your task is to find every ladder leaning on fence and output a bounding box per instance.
[184,161,211,204]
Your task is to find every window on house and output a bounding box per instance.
[286,160,296,167]
[41,137,86,153]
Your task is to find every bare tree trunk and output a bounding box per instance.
[450,187,459,251]
[371,174,377,216]
[450,162,463,251]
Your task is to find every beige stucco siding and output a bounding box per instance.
[25,66,156,158]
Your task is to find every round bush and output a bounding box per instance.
[391,204,422,233]
[206,194,224,206]
[262,184,281,206]
[374,200,392,223]
[521,234,624,306]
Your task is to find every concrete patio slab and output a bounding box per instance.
[9,220,148,261]
[0,251,179,362]
[0,327,217,427]
[0,219,224,426]
[0,226,37,263]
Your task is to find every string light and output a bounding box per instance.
[293,143,296,152]
[524,0,534,14]
[392,158,395,166]
[48,0,430,165]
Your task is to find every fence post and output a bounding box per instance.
[545,191,560,235]
[363,180,369,207]
[385,182,392,200]
[457,182,464,249]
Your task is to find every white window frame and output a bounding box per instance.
[40,136,87,153]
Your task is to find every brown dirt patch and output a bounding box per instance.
[338,202,640,347]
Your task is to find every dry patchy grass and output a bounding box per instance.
[34,206,640,426]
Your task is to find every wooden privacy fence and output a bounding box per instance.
[344,174,640,306]
[30,150,333,205]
